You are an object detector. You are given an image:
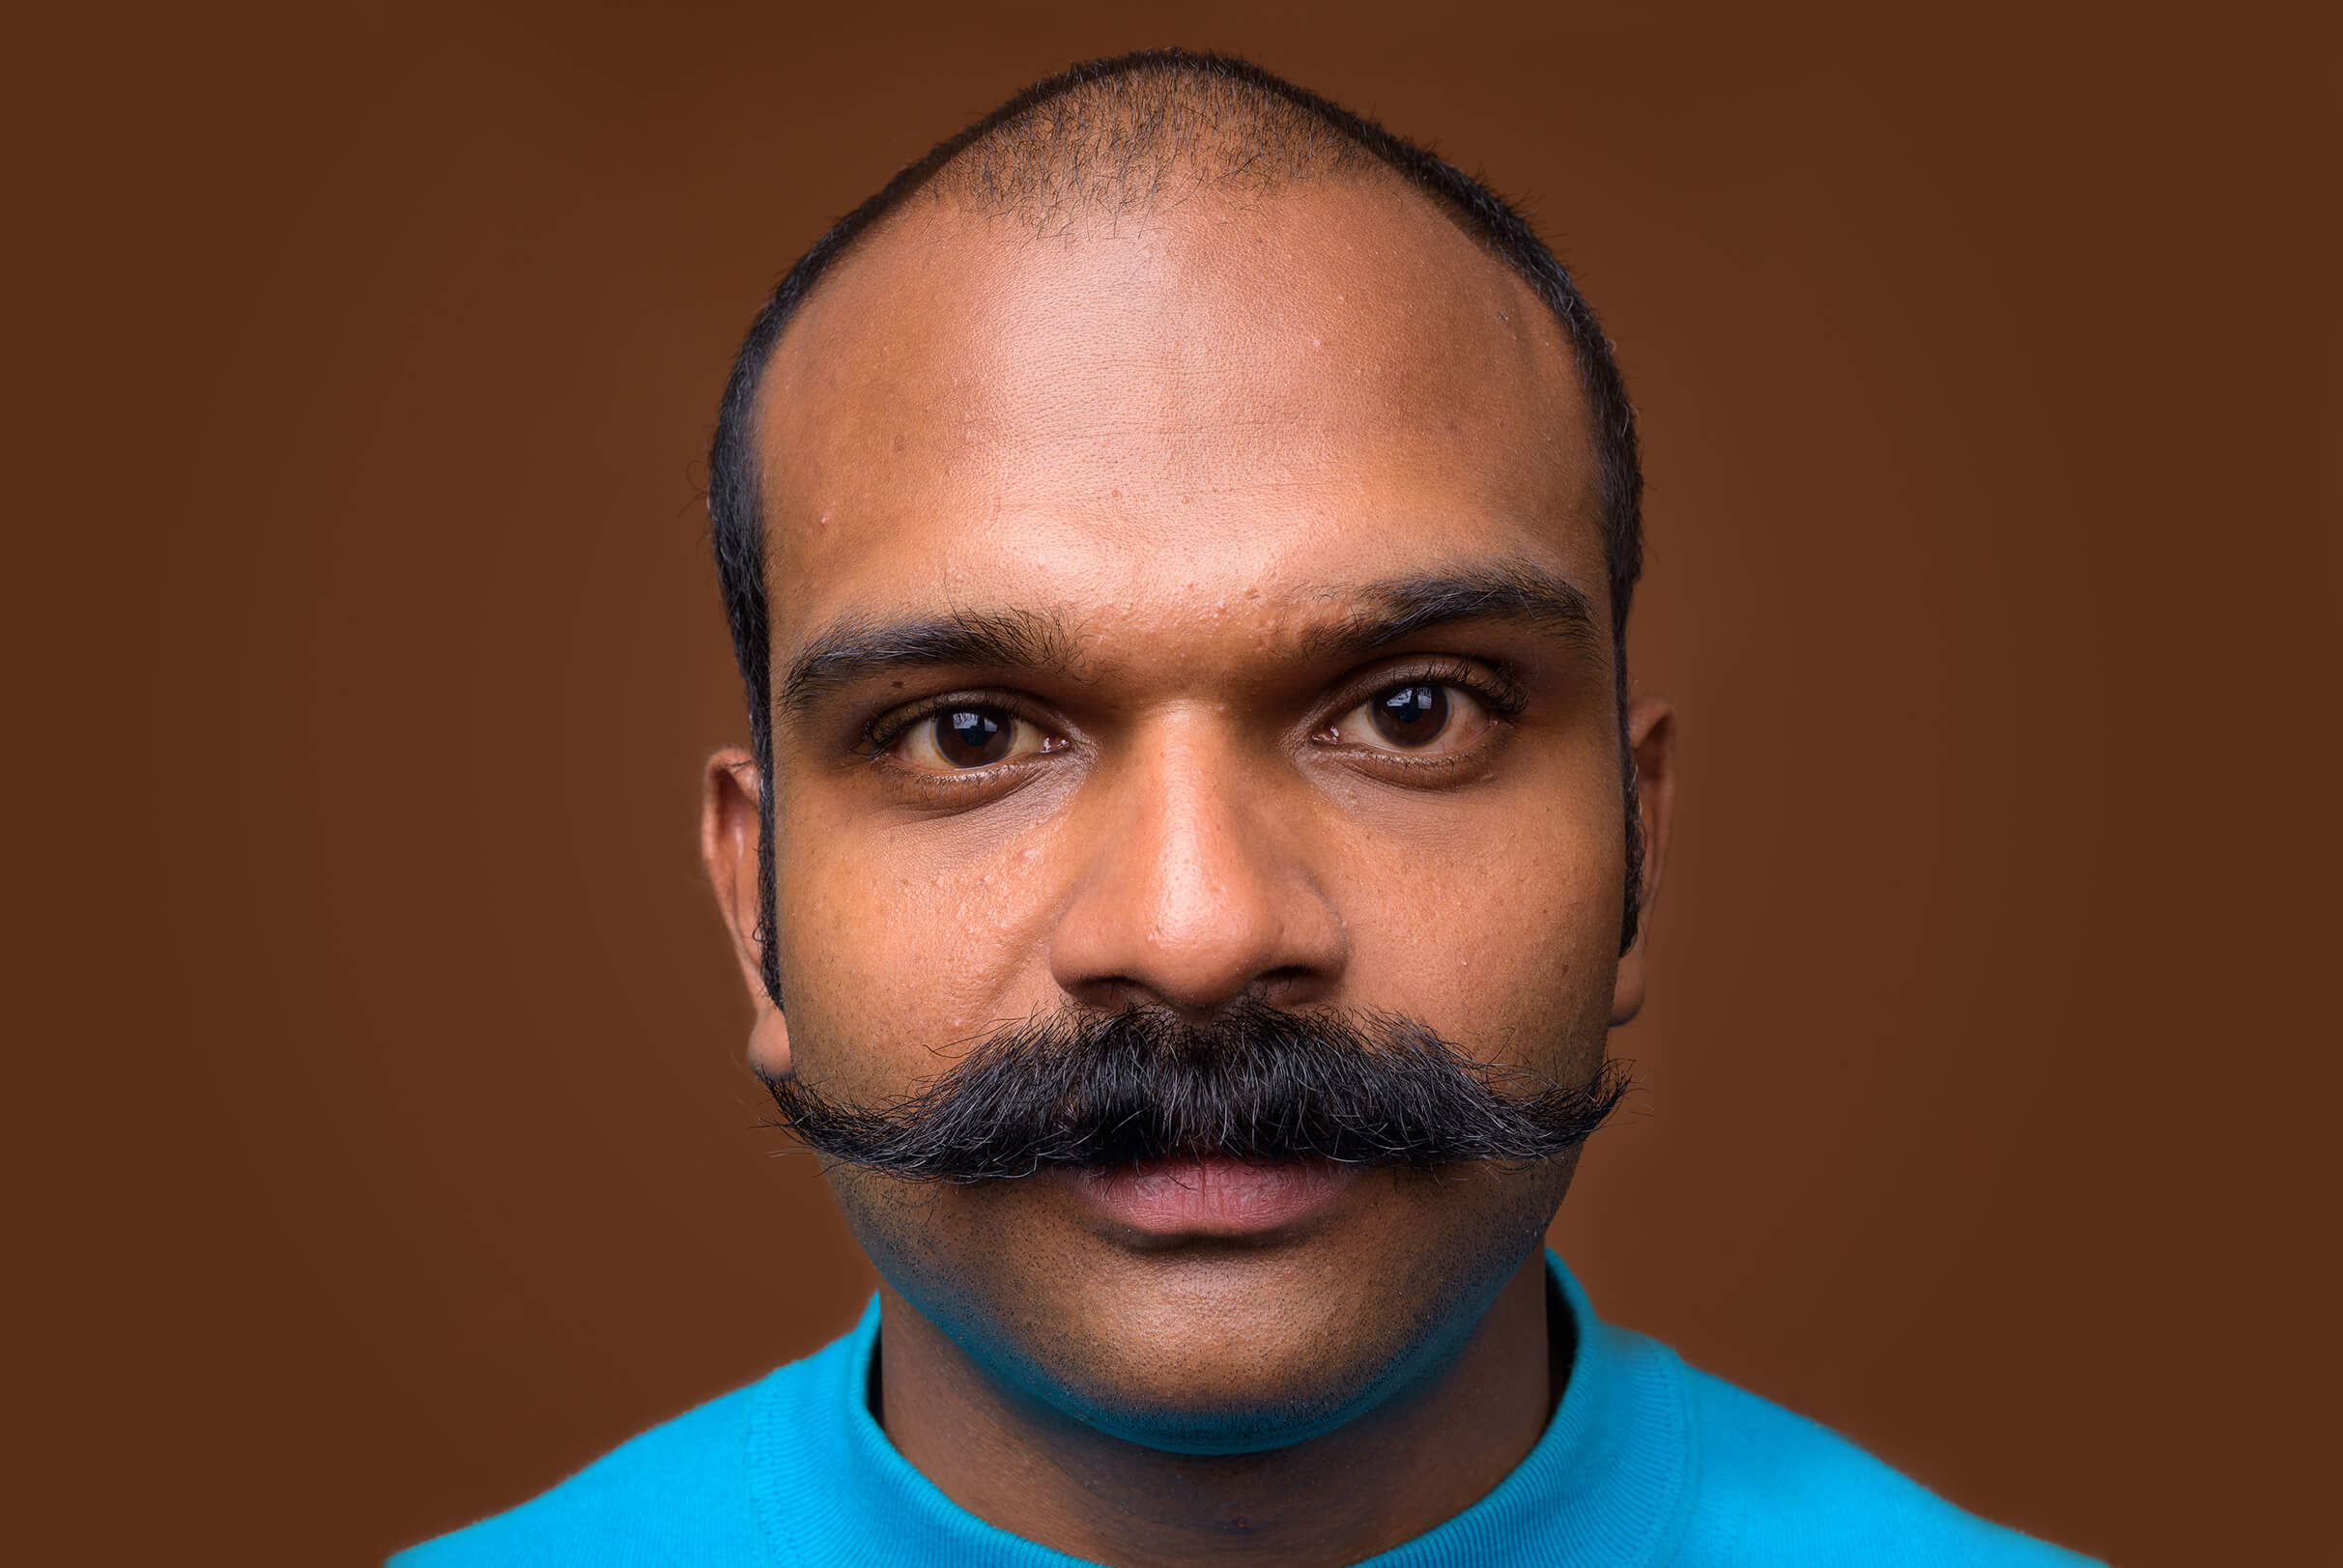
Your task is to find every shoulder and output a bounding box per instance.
[388,1364,793,1568]
[1664,1350,2102,1567]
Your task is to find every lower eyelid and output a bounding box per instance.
[877,755,1021,794]
[877,726,1063,783]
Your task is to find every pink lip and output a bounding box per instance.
[1063,1155,1364,1238]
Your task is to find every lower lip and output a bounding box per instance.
[1064,1155,1365,1238]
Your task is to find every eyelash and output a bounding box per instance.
[861,692,1041,755]
[1335,657,1529,727]
[855,657,1529,792]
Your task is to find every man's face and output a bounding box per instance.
[705,175,1672,1448]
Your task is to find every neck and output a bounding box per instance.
[873,1251,1561,1568]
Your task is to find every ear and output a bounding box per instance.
[1609,697,1678,1028]
[700,748,793,1078]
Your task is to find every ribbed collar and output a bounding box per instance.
[749,1250,1693,1568]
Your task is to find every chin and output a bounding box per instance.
[1057,1374,1398,1456]
[955,1225,1523,1455]
[1043,1272,1434,1453]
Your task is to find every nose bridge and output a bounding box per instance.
[1050,707,1344,1016]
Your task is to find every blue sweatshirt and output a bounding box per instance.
[394,1252,2097,1565]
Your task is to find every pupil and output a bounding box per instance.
[1370,684,1448,747]
[934,707,1009,767]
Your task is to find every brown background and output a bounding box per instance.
[13,2,2338,1562]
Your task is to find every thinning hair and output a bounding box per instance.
[708,48,1645,1006]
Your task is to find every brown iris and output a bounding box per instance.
[931,707,1014,767]
[1368,684,1450,748]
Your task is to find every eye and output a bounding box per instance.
[1326,682,1497,755]
[886,704,1057,772]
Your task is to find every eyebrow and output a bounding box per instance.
[1300,560,1601,662]
[780,607,1076,719]
[776,559,1601,721]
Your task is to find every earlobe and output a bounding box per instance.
[1609,955,1646,1028]
[747,1005,794,1080]
[1609,697,1677,1029]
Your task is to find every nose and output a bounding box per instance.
[1048,715,1349,1020]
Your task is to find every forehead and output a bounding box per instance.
[754,176,1602,648]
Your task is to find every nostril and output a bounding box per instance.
[1248,963,1335,1012]
[1065,975,1154,1015]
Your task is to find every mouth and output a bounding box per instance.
[1059,1154,1365,1240]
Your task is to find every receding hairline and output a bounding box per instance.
[709,47,1643,689]
[751,86,1513,401]
[756,159,1580,435]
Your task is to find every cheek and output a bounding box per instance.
[770,797,1070,1093]
[1336,780,1623,1060]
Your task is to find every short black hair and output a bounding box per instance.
[708,48,1645,1006]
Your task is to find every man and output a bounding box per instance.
[399,49,2095,1567]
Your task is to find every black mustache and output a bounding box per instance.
[757,998,1629,1182]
